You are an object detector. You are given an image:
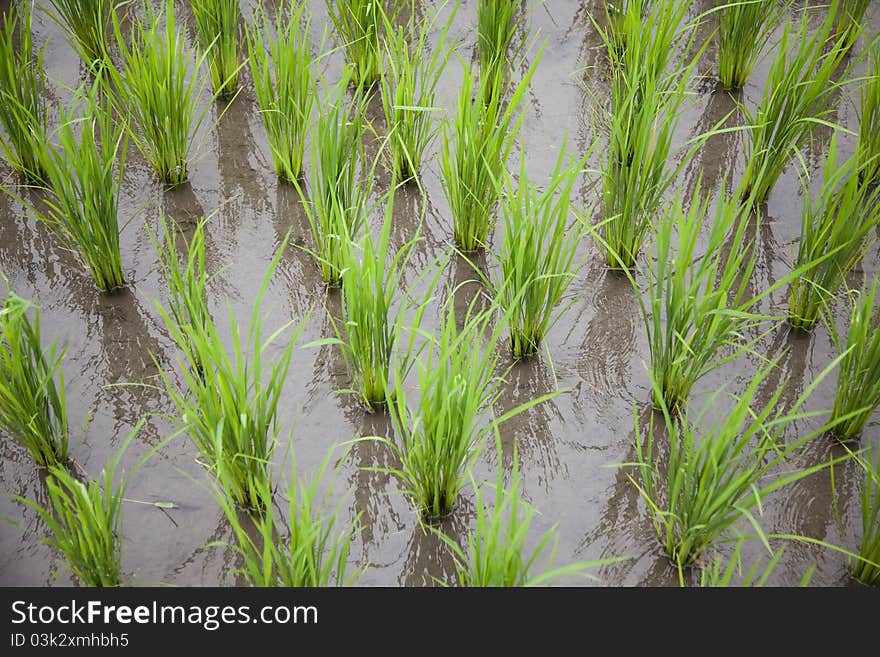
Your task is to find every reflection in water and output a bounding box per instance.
[170,509,249,586]
[683,88,741,200]
[399,505,470,587]
[577,267,639,411]
[755,326,812,417]
[347,414,406,557]
[490,356,564,492]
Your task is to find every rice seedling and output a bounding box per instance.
[597,0,701,269]
[326,0,387,87]
[476,0,520,98]
[440,55,540,252]
[214,447,360,586]
[106,0,216,186]
[156,242,305,510]
[44,0,114,69]
[636,189,764,410]
[246,0,315,182]
[293,77,371,286]
[379,3,455,183]
[698,539,814,587]
[148,212,213,378]
[0,2,49,181]
[18,421,147,587]
[715,0,789,91]
[379,296,555,519]
[787,139,880,332]
[856,47,880,186]
[0,286,68,468]
[851,442,880,585]
[334,196,421,411]
[835,0,870,52]
[632,356,846,583]
[829,277,880,441]
[738,3,850,207]
[191,0,242,96]
[32,78,128,292]
[494,146,585,358]
[435,437,624,586]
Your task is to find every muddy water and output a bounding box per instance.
[1,0,879,587]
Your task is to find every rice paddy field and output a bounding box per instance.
[1,0,879,587]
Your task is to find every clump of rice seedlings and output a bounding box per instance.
[494,147,584,358]
[215,447,360,586]
[856,48,879,186]
[851,443,880,585]
[638,189,762,410]
[632,356,844,582]
[294,78,371,285]
[326,0,386,87]
[157,242,304,510]
[379,4,455,183]
[335,196,421,411]
[18,422,146,587]
[246,1,315,182]
[44,0,114,69]
[33,79,127,291]
[191,0,241,96]
[380,297,553,520]
[598,0,699,269]
[106,1,214,186]
[440,56,540,252]
[738,4,850,207]
[698,539,814,587]
[829,277,880,441]
[0,287,68,468]
[148,213,213,377]
[476,0,520,97]
[435,438,623,586]
[787,139,880,332]
[0,2,49,181]
[836,0,871,52]
[715,0,789,90]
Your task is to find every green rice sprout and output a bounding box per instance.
[476,0,520,98]
[156,241,305,511]
[214,447,360,586]
[698,539,814,587]
[495,146,584,359]
[738,3,850,207]
[632,355,846,583]
[32,79,128,292]
[380,296,555,520]
[326,0,387,87]
[106,0,215,186]
[0,1,49,181]
[856,47,880,186]
[148,212,214,379]
[597,0,700,269]
[18,421,148,587]
[835,0,870,52]
[787,138,880,332]
[0,287,68,468]
[379,2,456,183]
[191,0,241,97]
[435,437,625,586]
[601,0,650,55]
[637,189,763,410]
[335,195,421,411]
[43,0,115,70]
[852,443,880,585]
[293,77,371,286]
[829,277,880,441]
[246,0,315,182]
[715,0,790,91]
[440,54,541,252]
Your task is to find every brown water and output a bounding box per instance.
[1,0,878,587]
